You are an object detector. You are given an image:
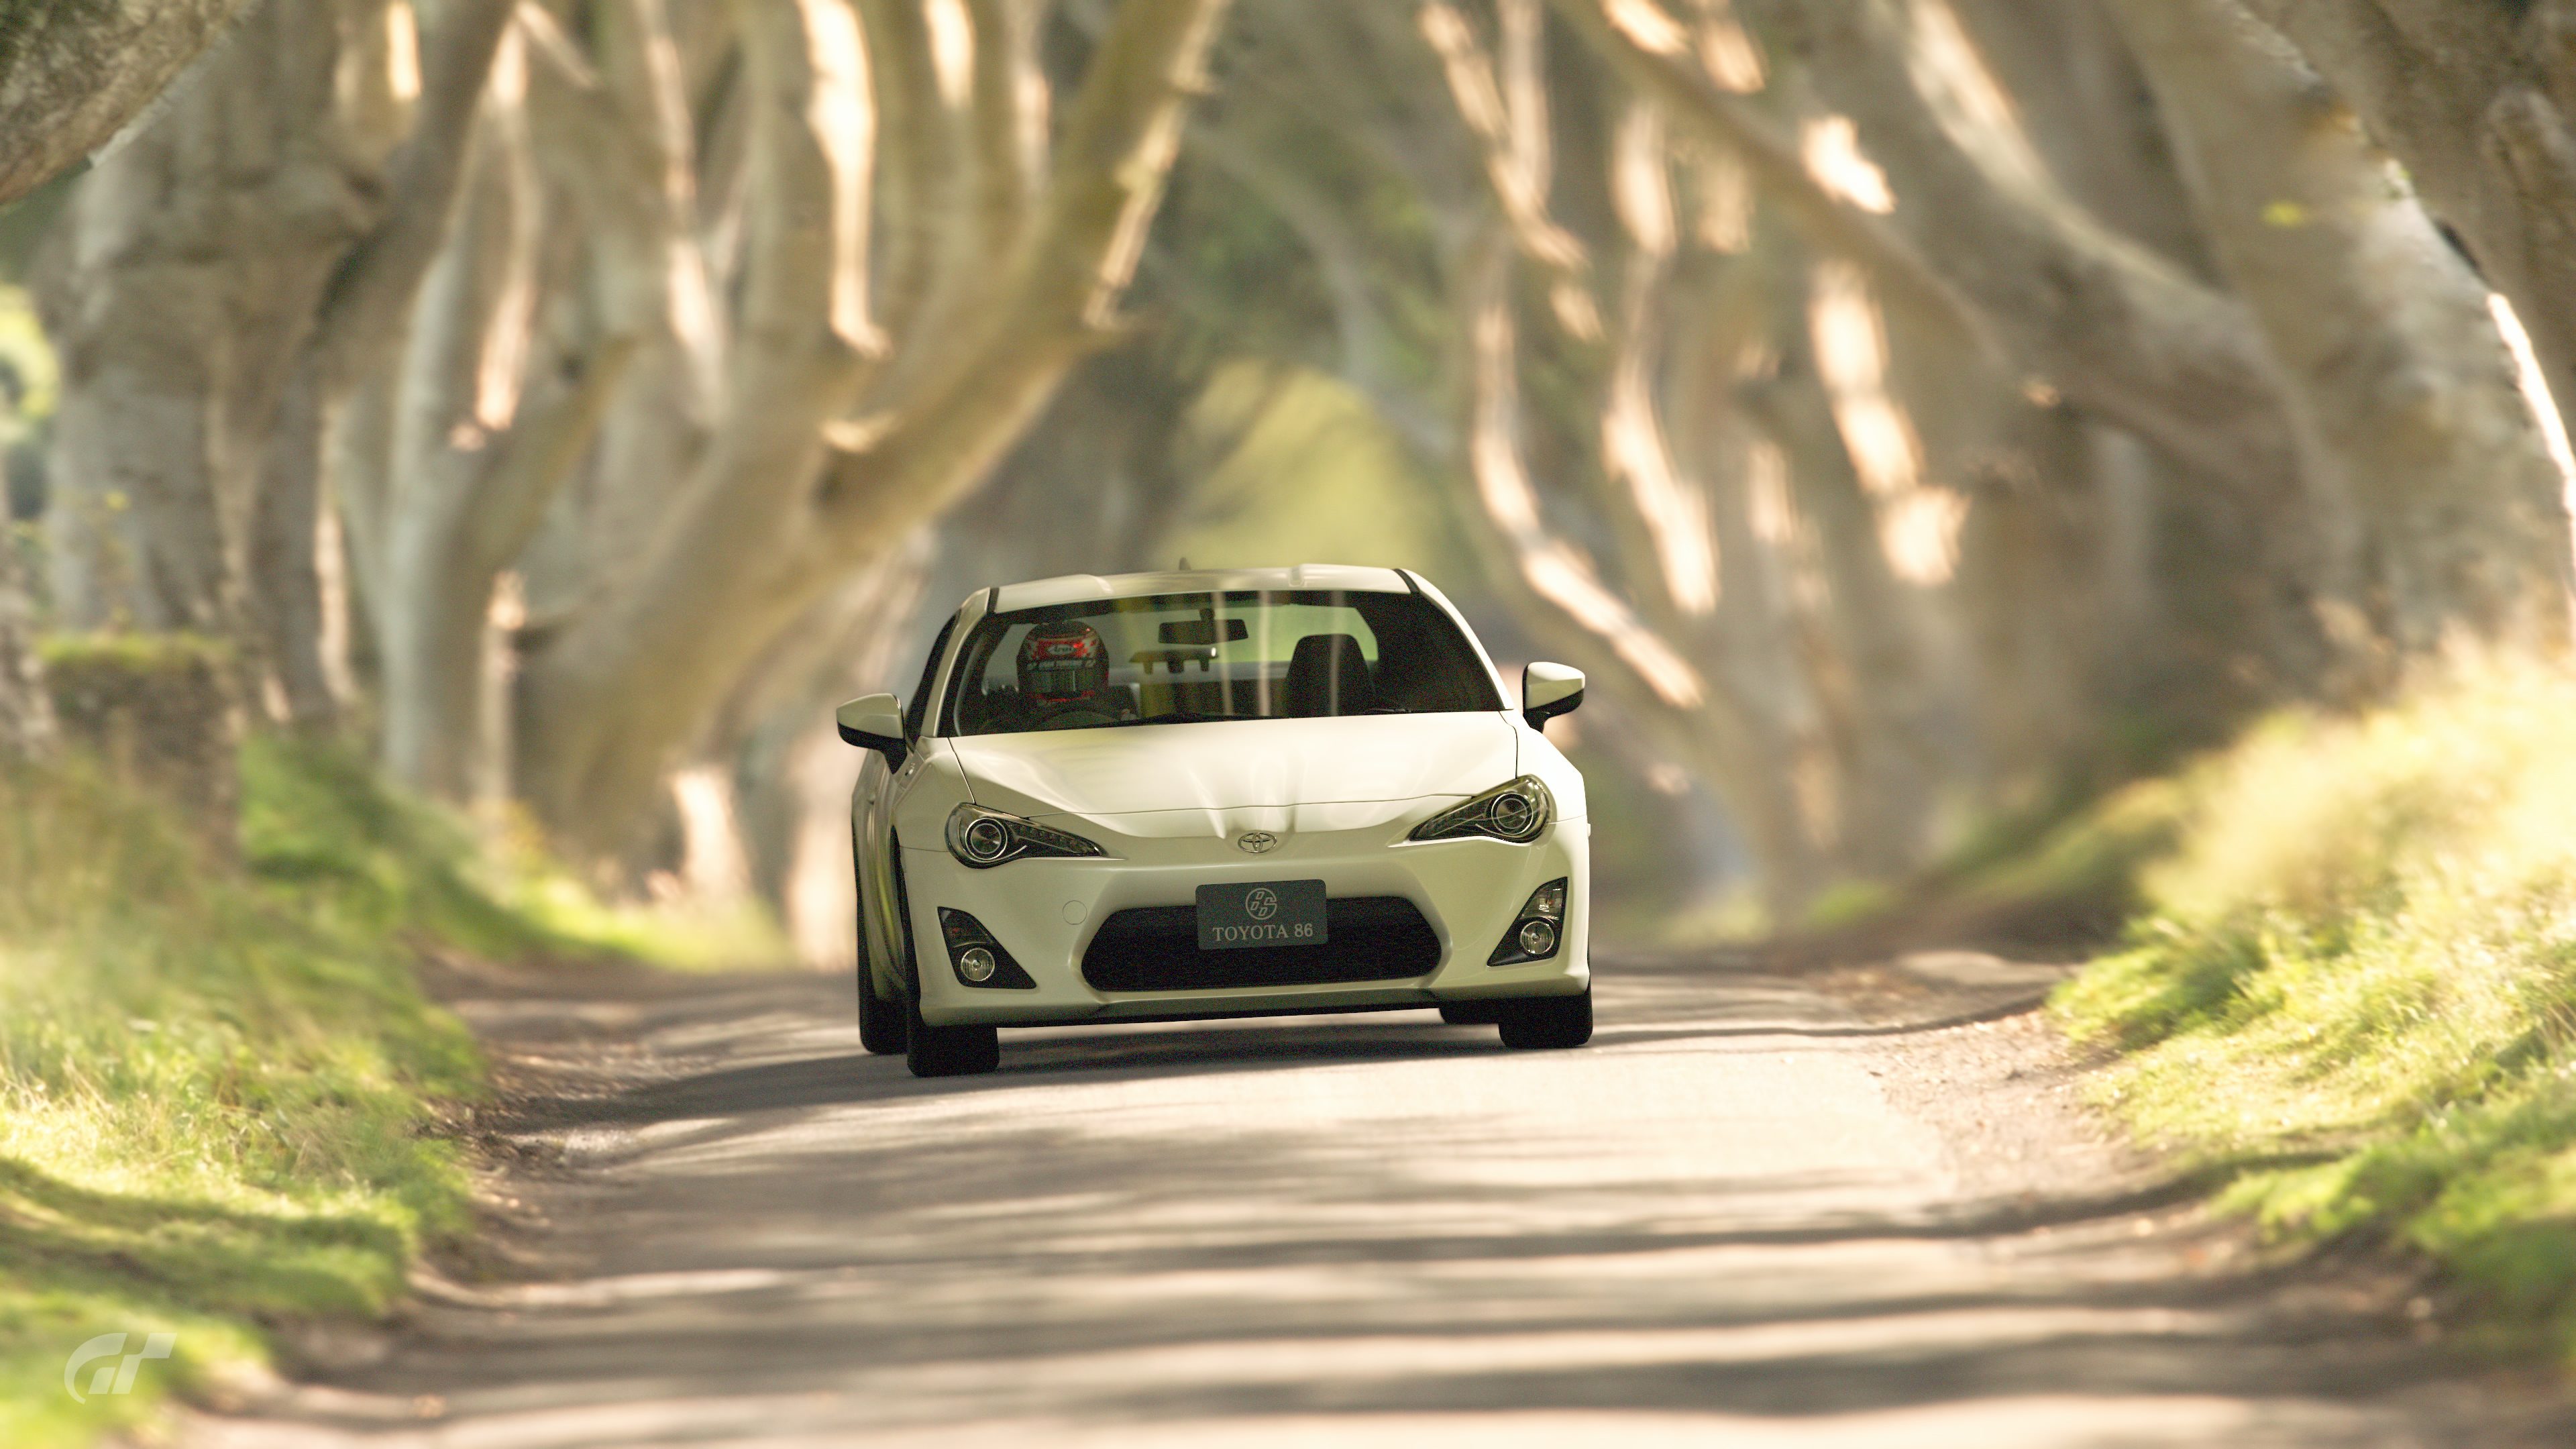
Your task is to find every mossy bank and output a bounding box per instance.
[2052,659,2576,1361]
[0,731,670,1447]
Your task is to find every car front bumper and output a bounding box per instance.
[904,804,1591,1027]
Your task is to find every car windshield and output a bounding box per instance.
[942,590,1503,737]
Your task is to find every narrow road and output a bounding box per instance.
[197,956,2555,1448]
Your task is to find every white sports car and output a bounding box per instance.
[839,566,1592,1077]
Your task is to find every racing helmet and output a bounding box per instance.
[1018,621,1108,704]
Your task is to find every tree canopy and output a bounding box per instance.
[4,0,2573,926]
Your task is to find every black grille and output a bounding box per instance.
[1082,897,1442,992]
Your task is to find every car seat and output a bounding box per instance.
[1280,633,1379,717]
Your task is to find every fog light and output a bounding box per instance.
[1489,878,1572,966]
[957,946,998,983]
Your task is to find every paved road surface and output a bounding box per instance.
[194,957,2557,1447]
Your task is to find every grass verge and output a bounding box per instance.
[2051,658,2576,1358]
[0,738,674,1446]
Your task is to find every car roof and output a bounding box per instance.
[987,565,1413,614]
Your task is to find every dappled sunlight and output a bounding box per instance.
[15,0,2576,1436]
[1606,104,1721,617]
[1603,358,1720,616]
[1799,117,1893,215]
[669,767,751,904]
[1878,486,1967,588]
[1603,0,1690,58]
[470,30,539,435]
[783,725,860,971]
[187,963,2477,1445]
[383,0,421,104]
[1691,146,1754,253]
[1807,260,1923,502]
[1473,293,1706,706]
[1807,259,1957,584]
[1903,0,2048,195]
[2491,292,2576,594]
[799,0,883,355]
[1613,105,1678,260]
[926,0,977,109]
[1693,0,1767,94]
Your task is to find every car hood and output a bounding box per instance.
[947,713,1519,820]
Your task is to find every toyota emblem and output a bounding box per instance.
[1236,830,1280,854]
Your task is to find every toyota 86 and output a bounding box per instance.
[839,565,1592,1077]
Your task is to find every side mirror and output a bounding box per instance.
[1523,663,1585,730]
[836,693,908,766]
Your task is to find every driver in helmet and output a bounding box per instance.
[1016,621,1133,723]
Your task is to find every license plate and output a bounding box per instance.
[1196,879,1328,950]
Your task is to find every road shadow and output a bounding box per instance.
[220,961,2576,1447]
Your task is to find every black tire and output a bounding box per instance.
[1497,988,1593,1050]
[858,967,908,1055]
[854,851,907,1055]
[905,990,1000,1077]
[885,828,998,1077]
[1438,1002,1501,1026]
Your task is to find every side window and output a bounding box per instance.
[902,614,961,739]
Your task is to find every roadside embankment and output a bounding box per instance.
[2043,660,2576,1362]
[0,737,733,1448]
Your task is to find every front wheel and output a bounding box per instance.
[1497,989,1592,1050]
[858,968,908,1055]
[854,860,907,1055]
[905,991,1000,1077]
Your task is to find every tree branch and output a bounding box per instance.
[816,0,1232,546]
[1418,0,1602,340]
[1545,0,1974,340]
[307,0,520,390]
[462,337,647,576]
[1560,0,2304,496]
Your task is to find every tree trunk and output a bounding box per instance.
[1741,266,1945,878]
[2110,0,2575,665]
[0,536,53,761]
[38,0,358,650]
[0,0,258,207]
[514,0,1233,857]
[249,366,340,724]
[246,0,516,731]
[2240,0,2576,451]
[37,0,511,729]
[1948,404,2155,799]
[1664,252,1839,912]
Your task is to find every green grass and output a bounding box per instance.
[0,737,686,1446]
[2052,658,2576,1358]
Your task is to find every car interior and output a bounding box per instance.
[947,591,1503,736]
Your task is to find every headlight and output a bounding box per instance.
[1409,775,1555,844]
[945,803,1107,868]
